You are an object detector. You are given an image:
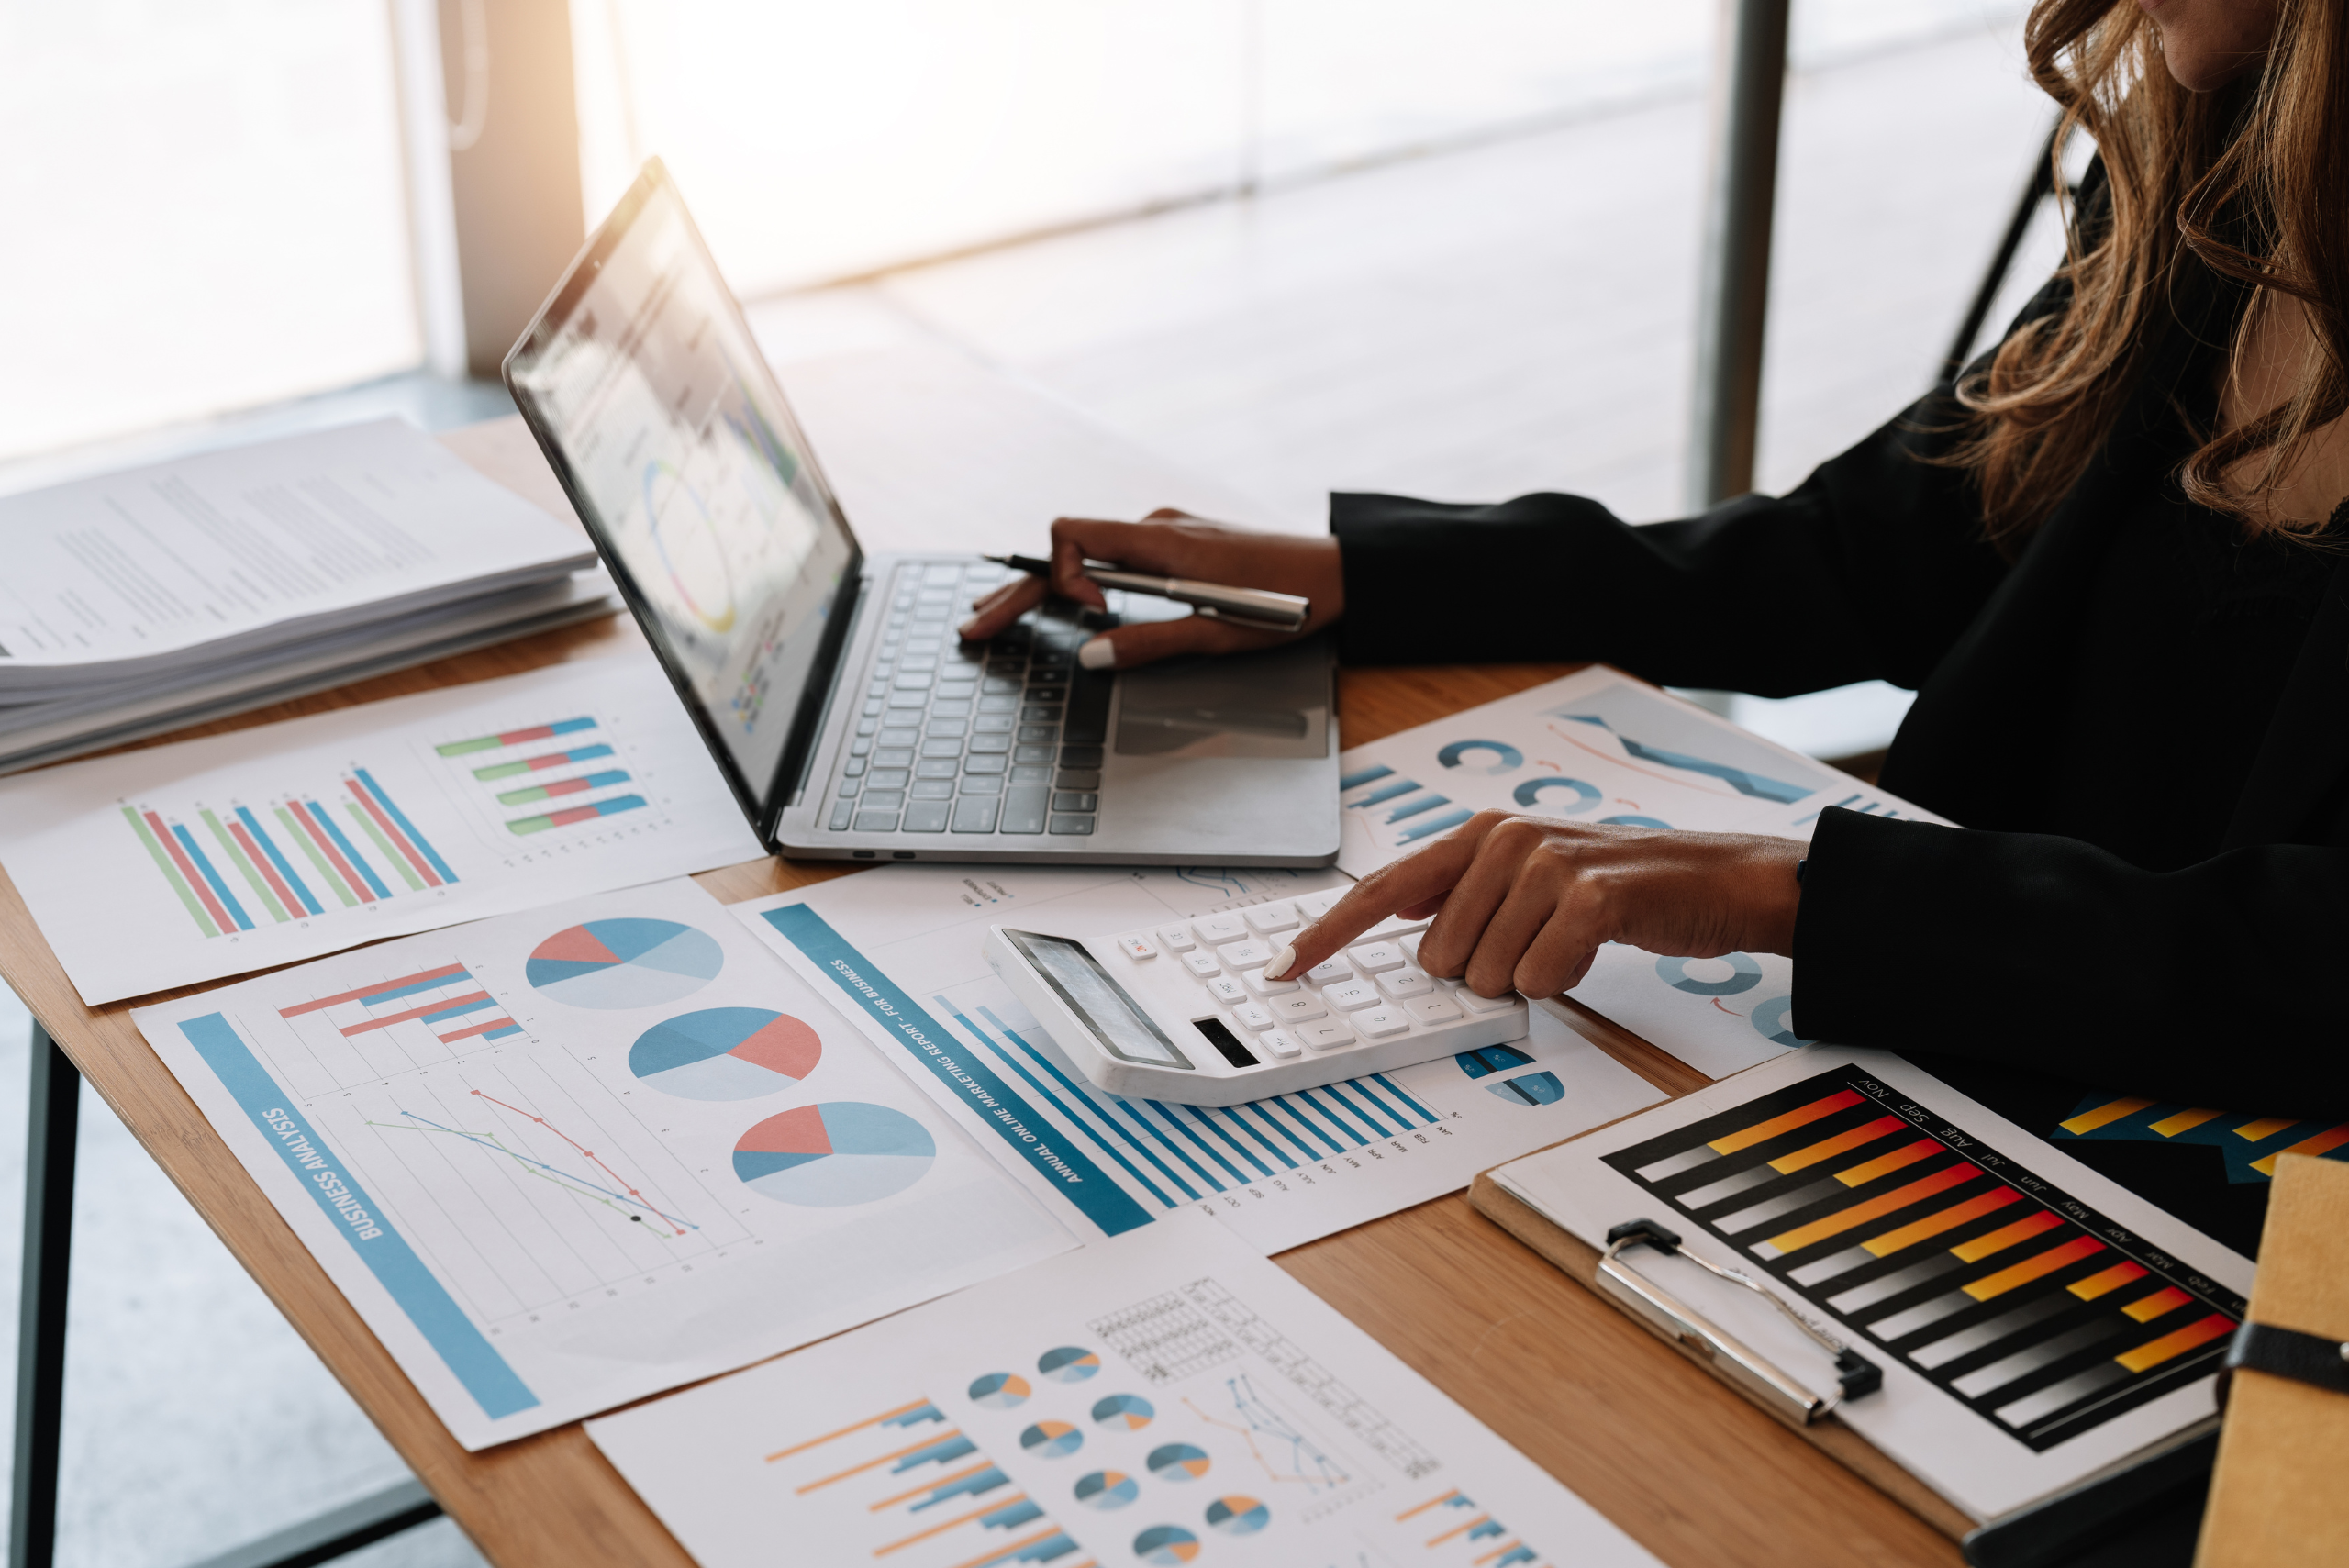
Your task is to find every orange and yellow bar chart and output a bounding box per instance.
[1604,1069,2245,1451]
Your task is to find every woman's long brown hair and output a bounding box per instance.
[1953,0,2349,545]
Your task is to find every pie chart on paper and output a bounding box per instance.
[1146,1443,1211,1482]
[1037,1346,1100,1384]
[731,1102,936,1207]
[525,918,723,1009]
[1133,1526,1201,1565]
[629,1008,821,1100]
[1206,1496,1270,1536]
[1092,1393,1154,1430]
[968,1373,1030,1409]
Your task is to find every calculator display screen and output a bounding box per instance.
[1005,930,1192,1070]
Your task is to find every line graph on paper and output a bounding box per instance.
[1188,1373,1353,1494]
[241,986,752,1322]
[1093,1279,1441,1483]
[336,1055,749,1322]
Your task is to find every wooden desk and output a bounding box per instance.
[0,418,1960,1568]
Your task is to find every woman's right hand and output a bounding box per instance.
[958,509,1343,670]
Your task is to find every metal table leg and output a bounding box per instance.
[8,1023,443,1568]
[10,1025,76,1568]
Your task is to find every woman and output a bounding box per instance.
[959,0,2349,1163]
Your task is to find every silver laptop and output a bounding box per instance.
[503,161,1339,865]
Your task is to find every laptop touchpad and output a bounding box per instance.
[1113,639,1330,759]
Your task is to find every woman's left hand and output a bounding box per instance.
[1265,812,1806,996]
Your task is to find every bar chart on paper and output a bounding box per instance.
[433,715,651,837]
[582,1216,1658,1568]
[1602,1064,2247,1450]
[123,768,457,940]
[741,869,1663,1255]
[6,655,767,1003]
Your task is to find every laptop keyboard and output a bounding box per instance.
[825,560,1112,837]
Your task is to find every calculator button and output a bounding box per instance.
[1403,993,1464,1026]
[1367,914,1426,939]
[1295,890,1345,919]
[1117,935,1157,961]
[1234,1002,1275,1030]
[1304,958,1354,986]
[1268,992,1328,1023]
[1353,1005,1411,1040]
[1192,914,1249,944]
[1296,1018,1356,1052]
[1375,968,1436,999]
[1259,1029,1303,1061]
[1456,986,1522,1015]
[1243,904,1300,933]
[1217,939,1275,970]
[1205,975,1248,1005]
[1241,968,1299,996]
[1348,941,1405,973]
[1157,927,1196,951]
[1182,951,1221,979]
[1323,981,1382,1011]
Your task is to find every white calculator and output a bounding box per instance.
[984,888,1530,1106]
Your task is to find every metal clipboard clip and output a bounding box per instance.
[1598,1218,1882,1425]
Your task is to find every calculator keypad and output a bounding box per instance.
[1091,892,1529,1083]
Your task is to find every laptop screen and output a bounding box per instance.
[503,161,861,832]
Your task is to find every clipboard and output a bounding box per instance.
[1468,1165,1978,1540]
[1471,1161,2221,1565]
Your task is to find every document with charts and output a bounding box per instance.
[130,878,1072,1449]
[1490,1047,2252,1523]
[731,865,1662,1251]
[1333,667,1948,1081]
[0,653,763,1003]
[587,1209,1660,1568]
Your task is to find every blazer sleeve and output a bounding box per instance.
[1794,808,2349,1117]
[1331,396,2014,696]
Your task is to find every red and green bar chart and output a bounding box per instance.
[436,716,647,836]
[1602,1066,2245,1451]
[125,770,457,940]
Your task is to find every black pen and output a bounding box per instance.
[985,553,1310,633]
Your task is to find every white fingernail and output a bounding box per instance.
[1077,637,1116,670]
[1265,942,1297,980]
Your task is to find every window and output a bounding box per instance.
[0,1,420,463]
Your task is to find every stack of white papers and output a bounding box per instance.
[0,417,614,773]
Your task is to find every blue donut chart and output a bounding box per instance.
[1654,952,1765,996]
[1751,994,1817,1048]
[1436,740,1524,775]
[1598,814,1673,828]
[1511,776,1601,813]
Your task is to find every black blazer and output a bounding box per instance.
[1330,274,2349,1118]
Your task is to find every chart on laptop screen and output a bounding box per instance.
[1601,1062,2245,1451]
[504,170,857,795]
